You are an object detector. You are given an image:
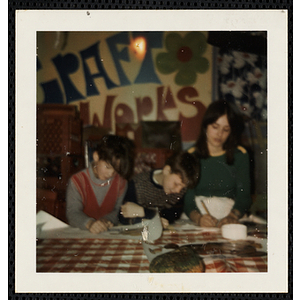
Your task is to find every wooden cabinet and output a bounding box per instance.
[37,104,82,156]
[36,104,85,222]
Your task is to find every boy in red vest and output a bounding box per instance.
[66,135,135,233]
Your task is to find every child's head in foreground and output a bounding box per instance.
[92,134,135,181]
[161,151,200,194]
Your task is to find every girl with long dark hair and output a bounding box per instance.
[184,100,252,227]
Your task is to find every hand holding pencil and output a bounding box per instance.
[199,200,219,227]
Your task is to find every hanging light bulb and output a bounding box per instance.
[130,36,147,61]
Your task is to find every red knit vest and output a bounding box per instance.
[72,170,126,220]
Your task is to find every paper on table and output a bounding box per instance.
[36,210,69,231]
[239,214,267,225]
[195,196,234,220]
[36,210,161,240]
[108,222,145,231]
[168,219,221,233]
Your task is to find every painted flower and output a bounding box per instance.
[156,32,209,86]
[246,67,264,85]
[220,78,247,99]
[232,51,258,69]
[253,92,266,109]
[235,100,254,118]
[261,108,267,120]
[218,53,233,75]
[256,69,267,90]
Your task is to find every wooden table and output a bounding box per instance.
[36,228,267,273]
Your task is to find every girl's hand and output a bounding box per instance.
[121,202,145,218]
[190,210,218,227]
[217,216,239,227]
[198,214,218,227]
[217,210,240,228]
[86,219,112,233]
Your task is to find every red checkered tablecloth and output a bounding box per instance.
[37,238,149,273]
[204,256,267,272]
[36,230,267,273]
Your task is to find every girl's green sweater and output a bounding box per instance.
[184,148,252,217]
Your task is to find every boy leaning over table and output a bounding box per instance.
[119,151,200,229]
[66,134,135,234]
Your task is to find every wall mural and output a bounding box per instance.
[217,48,267,121]
[156,32,209,86]
[37,31,212,145]
[216,44,267,202]
[36,31,268,213]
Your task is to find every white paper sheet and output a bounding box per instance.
[36,210,163,240]
[195,196,234,219]
[36,210,69,231]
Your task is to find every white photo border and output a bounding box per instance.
[15,9,288,293]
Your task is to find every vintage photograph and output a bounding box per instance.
[15,10,288,293]
[36,30,268,272]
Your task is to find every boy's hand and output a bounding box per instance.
[86,218,113,233]
[121,202,145,218]
[100,218,114,229]
[160,217,169,229]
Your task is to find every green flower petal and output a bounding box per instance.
[177,59,197,71]
[165,33,184,53]
[183,32,207,55]
[194,57,210,73]
[175,69,197,86]
[156,32,209,81]
[156,52,178,74]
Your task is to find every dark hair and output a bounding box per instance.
[95,134,135,180]
[165,151,200,189]
[195,100,245,164]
